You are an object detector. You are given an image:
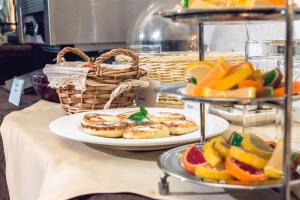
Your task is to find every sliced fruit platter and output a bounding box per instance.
[186,59,300,98]
[179,0,285,9]
[157,59,300,105]
[158,132,300,189]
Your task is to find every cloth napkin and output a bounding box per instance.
[43,62,89,91]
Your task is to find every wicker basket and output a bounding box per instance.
[139,52,245,107]
[56,47,145,114]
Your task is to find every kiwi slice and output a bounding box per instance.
[263,68,283,88]
[256,87,274,98]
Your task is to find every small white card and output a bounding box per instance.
[184,101,200,112]
[184,101,210,113]
[9,77,25,106]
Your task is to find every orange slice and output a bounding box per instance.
[185,83,197,96]
[226,156,267,182]
[192,58,230,96]
[238,80,264,89]
[214,62,254,91]
[273,81,300,97]
[202,87,256,98]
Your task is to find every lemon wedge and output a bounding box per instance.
[186,61,214,71]
[203,139,223,166]
[214,137,230,158]
[195,165,233,181]
[229,146,268,169]
[264,140,283,179]
[241,133,273,159]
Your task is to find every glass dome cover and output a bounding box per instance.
[127,0,198,54]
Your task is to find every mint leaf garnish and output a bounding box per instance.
[140,105,148,116]
[128,105,148,124]
[230,132,243,147]
[191,77,197,85]
[291,153,298,162]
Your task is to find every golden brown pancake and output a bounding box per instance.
[148,112,186,123]
[123,124,170,139]
[161,120,198,135]
[81,114,127,138]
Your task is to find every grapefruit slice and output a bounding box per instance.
[229,146,268,169]
[181,144,207,174]
[266,140,277,149]
[195,164,233,181]
[241,133,273,159]
[226,156,267,182]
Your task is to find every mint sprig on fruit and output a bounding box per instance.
[230,132,243,147]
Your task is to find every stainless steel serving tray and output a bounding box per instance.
[156,83,300,106]
[158,7,300,24]
[157,144,300,190]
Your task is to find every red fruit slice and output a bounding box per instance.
[266,140,277,149]
[226,156,267,182]
[181,144,207,174]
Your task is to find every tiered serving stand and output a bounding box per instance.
[156,2,300,200]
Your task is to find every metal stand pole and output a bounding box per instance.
[283,1,294,199]
[200,103,206,143]
[242,105,247,133]
[199,23,206,144]
[199,23,205,60]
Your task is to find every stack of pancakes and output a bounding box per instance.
[81,111,198,139]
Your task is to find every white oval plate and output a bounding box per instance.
[49,108,229,151]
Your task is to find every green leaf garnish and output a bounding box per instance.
[291,153,298,162]
[230,132,243,147]
[128,105,148,124]
[263,70,276,86]
[140,105,148,116]
[191,77,197,85]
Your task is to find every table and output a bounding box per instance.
[0,87,40,200]
[0,88,152,200]
[0,88,299,200]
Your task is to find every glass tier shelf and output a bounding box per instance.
[158,7,300,24]
[156,83,300,106]
[158,144,300,190]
